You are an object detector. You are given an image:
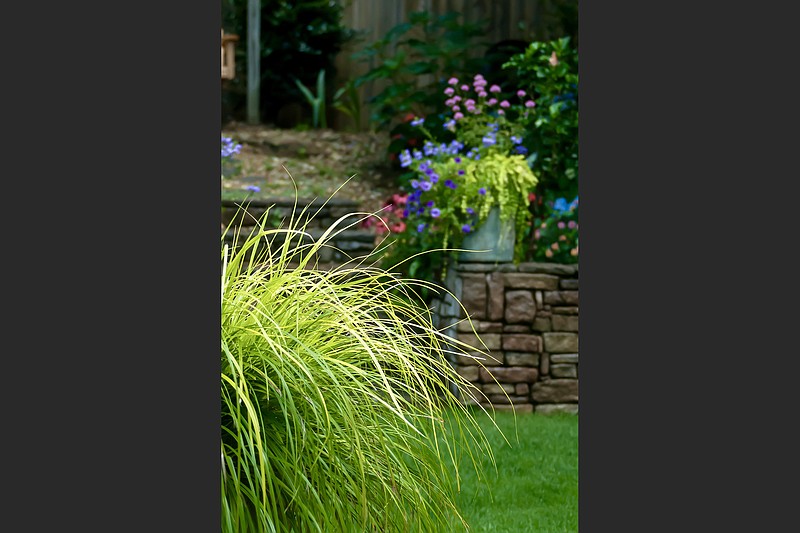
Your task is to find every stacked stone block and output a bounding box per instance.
[436,262,579,414]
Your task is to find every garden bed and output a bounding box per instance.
[221,122,403,215]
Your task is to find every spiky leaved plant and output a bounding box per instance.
[221,190,504,532]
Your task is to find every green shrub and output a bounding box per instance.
[502,37,579,207]
[527,195,579,264]
[221,193,503,531]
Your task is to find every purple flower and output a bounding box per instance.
[500,100,510,108]
[454,112,464,120]
[454,157,462,163]
[410,117,425,127]
[466,207,474,215]
[399,149,413,168]
[417,223,426,232]
[420,181,432,191]
[430,173,439,183]
[430,208,441,218]
[411,179,419,189]
[462,224,472,233]
[457,169,465,175]
[451,105,460,112]
[460,84,469,91]
[448,77,459,85]
[444,87,455,96]
[426,201,435,207]
[478,91,488,98]
[525,100,536,108]
[403,209,410,217]
[487,98,497,106]
[568,220,577,229]
[245,185,260,193]
[445,180,457,189]
[478,187,487,195]
[517,90,526,97]
[489,84,501,93]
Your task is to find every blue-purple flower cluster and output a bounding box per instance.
[399,149,483,235]
[221,136,242,159]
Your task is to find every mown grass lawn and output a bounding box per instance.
[453,411,578,533]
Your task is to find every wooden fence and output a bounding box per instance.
[331,0,577,131]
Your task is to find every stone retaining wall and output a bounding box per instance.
[222,198,376,266]
[434,261,579,414]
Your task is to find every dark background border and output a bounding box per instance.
[6,1,220,530]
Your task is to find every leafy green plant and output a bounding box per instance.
[349,10,489,136]
[332,81,362,131]
[221,189,505,532]
[527,195,579,263]
[293,69,327,129]
[502,37,578,207]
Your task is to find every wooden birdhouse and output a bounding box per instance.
[221,29,239,80]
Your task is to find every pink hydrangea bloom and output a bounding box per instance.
[525,100,536,108]
[444,87,455,96]
[454,112,464,120]
[516,90,526,97]
[489,84,501,93]
[460,84,469,91]
[487,98,497,106]
[500,100,510,108]
[448,77,459,85]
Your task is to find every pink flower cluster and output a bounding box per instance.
[363,193,409,235]
[444,74,535,120]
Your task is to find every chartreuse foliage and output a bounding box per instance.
[221,191,505,532]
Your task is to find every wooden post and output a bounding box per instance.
[247,0,261,124]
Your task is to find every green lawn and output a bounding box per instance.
[453,411,578,533]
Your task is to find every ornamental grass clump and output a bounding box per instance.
[221,193,503,532]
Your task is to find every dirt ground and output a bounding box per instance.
[221,122,403,214]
